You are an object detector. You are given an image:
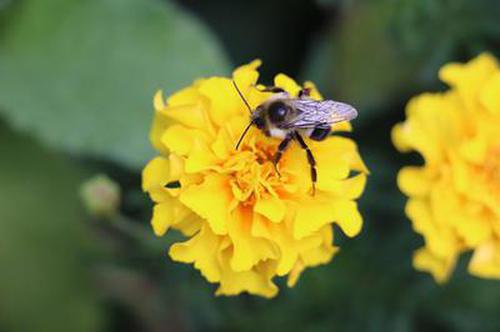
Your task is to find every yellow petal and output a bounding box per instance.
[300,225,338,267]
[287,259,305,287]
[166,84,201,107]
[198,77,243,126]
[480,72,500,115]
[169,224,222,282]
[233,59,261,90]
[151,198,193,236]
[163,102,213,131]
[318,173,367,198]
[184,138,219,173]
[274,73,301,96]
[216,257,279,298]
[459,135,488,163]
[151,201,174,236]
[149,108,171,154]
[391,123,413,152]
[153,90,166,111]
[179,174,233,235]
[439,53,498,96]
[413,247,456,283]
[397,166,432,197]
[254,195,286,223]
[142,157,170,202]
[469,241,500,279]
[405,199,457,258]
[293,197,357,239]
[161,125,195,156]
[331,200,363,237]
[228,207,279,272]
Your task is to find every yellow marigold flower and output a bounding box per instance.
[392,53,500,282]
[143,60,368,297]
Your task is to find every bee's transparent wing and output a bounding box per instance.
[283,99,358,129]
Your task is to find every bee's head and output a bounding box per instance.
[267,101,290,125]
[251,106,266,129]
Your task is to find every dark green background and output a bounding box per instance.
[1,0,500,331]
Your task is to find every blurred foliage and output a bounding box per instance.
[0,124,103,332]
[1,0,500,331]
[305,0,500,124]
[0,0,229,169]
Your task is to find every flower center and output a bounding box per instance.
[225,142,282,205]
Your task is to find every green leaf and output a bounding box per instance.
[0,0,230,169]
[0,125,104,332]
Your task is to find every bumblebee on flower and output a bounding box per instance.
[143,60,368,298]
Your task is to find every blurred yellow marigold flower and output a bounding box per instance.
[142,60,368,297]
[393,53,500,282]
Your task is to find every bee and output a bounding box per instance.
[233,81,358,195]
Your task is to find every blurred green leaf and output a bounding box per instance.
[0,125,104,332]
[0,0,230,169]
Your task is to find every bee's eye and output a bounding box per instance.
[268,102,288,124]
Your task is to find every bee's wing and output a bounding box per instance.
[283,99,358,129]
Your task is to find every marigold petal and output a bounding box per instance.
[292,198,358,242]
[179,174,233,235]
[331,200,363,237]
[391,123,413,152]
[142,157,170,202]
[161,125,195,156]
[287,260,305,287]
[215,258,279,298]
[149,108,171,154]
[233,59,261,89]
[153,90,166,111]
[439,52,498,91]
[318,173,367,198]
[274,73,301,96]
[480,72,500,115]
[198,77,243,126]
[228,207,279,271]
[459,136,488,163]
[469,241,500,279]
[163,102,211,130]
[413,247,456,283]
[254,195,286,223]
[169,225,222,282]
[166,84,201,107]
[397,166,432,197]
[300,226,338,267]
[185,139,219,173]
[405,199,457,258]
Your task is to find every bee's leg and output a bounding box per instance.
[309,126,331,141]
[294,131,317,196]
[298,87,311,98]
[273,133,293,177]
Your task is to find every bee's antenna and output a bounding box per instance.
[235,121,254,150]
[232,80,253,114]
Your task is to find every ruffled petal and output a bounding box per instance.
[179,174,233,235]
[169,224,222,282]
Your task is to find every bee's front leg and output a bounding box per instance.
[273,133,293,177]
[294,131,317,196]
